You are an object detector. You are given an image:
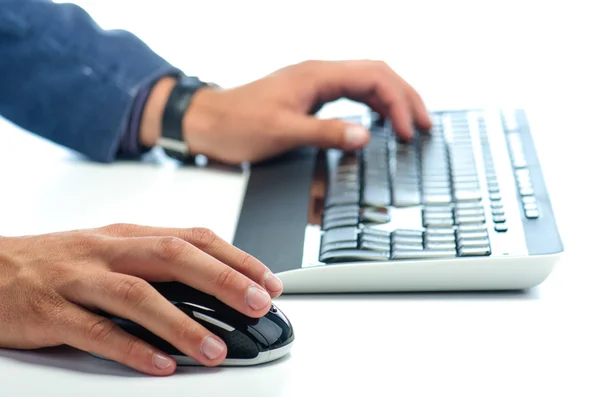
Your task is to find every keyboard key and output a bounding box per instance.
[423,210,453,219]
[455,215,485,224]
[392,235,423,245]
[423,194,452,205]
[321,227,358,246]
[322,216,359,230]
[363,227,390,237]
[360,209,390,224]
[455,202,483,210]
[393,229,424,238]
[362,234,390,245]
[425,234,456,243]
[454,190,482,202]
[452,175,479,183]
[458,238,490,248]
[455,208,485,217]
[457,224,487,233]
[426,228,455,235]
[320,250,390,263]
[392,190,421,207]
[522,196,536,204]
[490,201,503,209]
[491,208,505,216]
[492,215,506,223]
[325,191,360,207]
[525,209,540,219]
[494,224,508,232]
[324,204,360,215]
[323,209,359,223]
[489,193,502,201]
[362,185,391,207]
[424,217,454,227]
[519,187,534,196]
[453,182,480,190]
[360,241,390,252]
[456,230,488,240]
[458,246,491,256]
[426,242,456,251]
[321,240,357,253]
[422,180,452,189]
[392,250,456,260]
[392,243,423,251]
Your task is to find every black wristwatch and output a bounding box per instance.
[159,75,210,162]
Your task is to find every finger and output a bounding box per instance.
[277,113,370,151]
[405,86,432,132]
[101,235,273,317]
[101,224,283,297]
[300,60,428,140]
[386,93,415,141]
[57,301,177,376]
[63,273,228,367]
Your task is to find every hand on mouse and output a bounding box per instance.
[0,224,282,376]
[139,60,432,164]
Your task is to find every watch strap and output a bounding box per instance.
[160,76,209,161]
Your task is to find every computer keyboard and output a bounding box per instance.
[319,110,531,263]
[233,108,563,293]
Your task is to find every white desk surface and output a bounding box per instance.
[1,1,599,396]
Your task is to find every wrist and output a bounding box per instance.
[139,76,177,148]
[181,88,219,151]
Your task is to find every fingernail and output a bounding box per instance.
[246,285,271,310]
[344,125,369,147]
[264,272,283,293]
[153,353,173,369]
[201,336,225,360]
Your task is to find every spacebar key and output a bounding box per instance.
[320,249,390,263]
[391,250,456,260]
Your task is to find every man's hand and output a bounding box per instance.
[141,60,432,164]
[0,224,282,376]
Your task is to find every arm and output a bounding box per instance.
[0,1,180,162]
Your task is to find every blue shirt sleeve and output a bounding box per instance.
[0,1,181,162]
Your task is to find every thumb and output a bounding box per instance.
[286,114,370,151]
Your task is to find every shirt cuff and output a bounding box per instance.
[119,73,181,156]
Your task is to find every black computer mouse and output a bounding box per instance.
[93,281,294,366]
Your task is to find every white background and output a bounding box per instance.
[1,1,599,396]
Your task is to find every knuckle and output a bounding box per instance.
[101,223,136,236]
[215,267,237,290]
[190,227,217,251]
[173,317,202,345]
[87,317,117,344]
[299,59,319,69]
[68,233,102,257]
[156,236,189,262]
[296,60,321,76]
[123,336,145,358]
[236,251,259,274]
[113,276,151,309]
[375,60,390,71]
[28,288,66,322]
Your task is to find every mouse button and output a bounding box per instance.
[177,302,260,330]
[249,313,293,348]
[220,329,261,358]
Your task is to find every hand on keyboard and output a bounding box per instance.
[147,60,431,164]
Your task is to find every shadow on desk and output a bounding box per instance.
[0,345,290,377]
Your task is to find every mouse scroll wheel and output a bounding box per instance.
[270,305,277,313]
